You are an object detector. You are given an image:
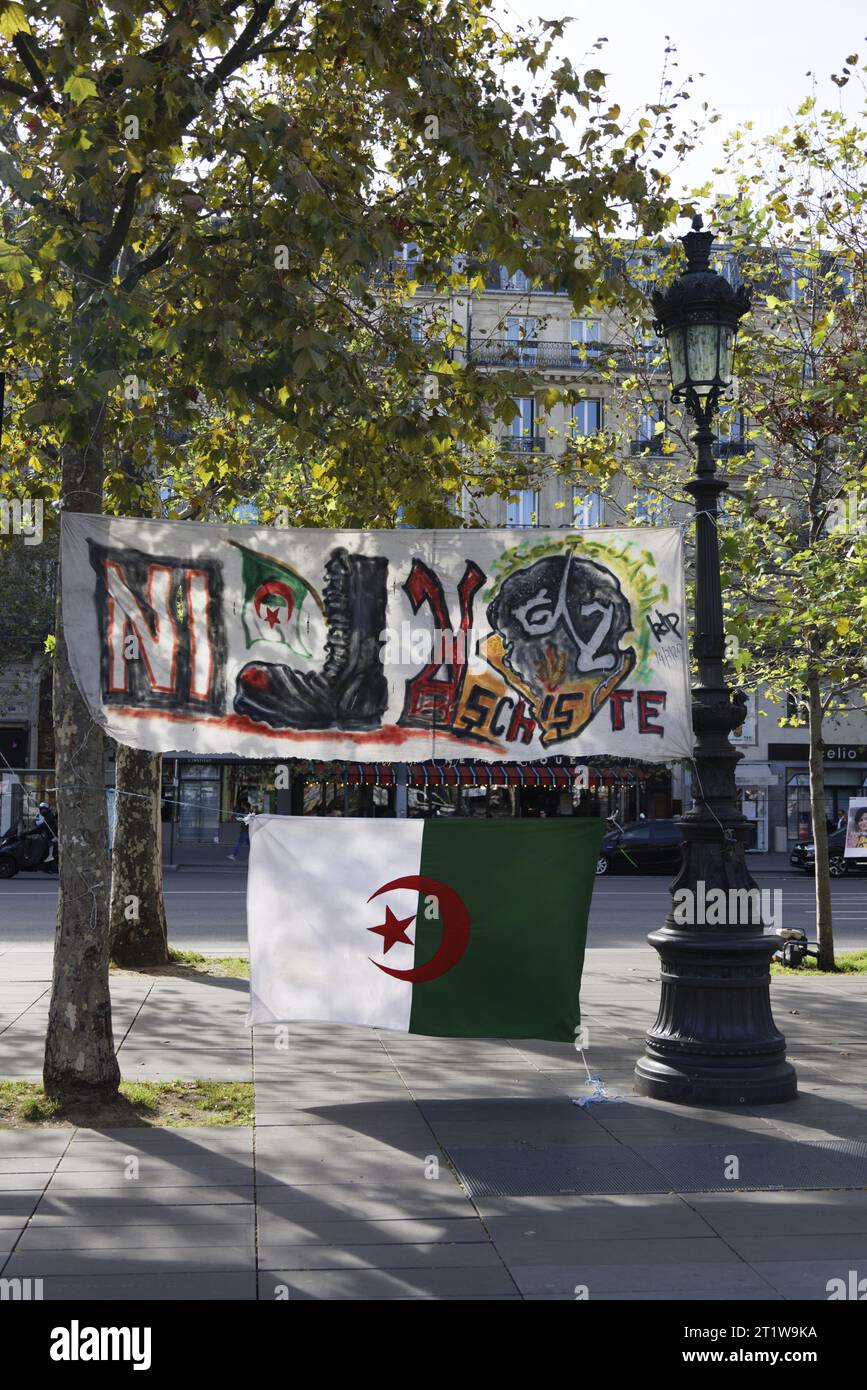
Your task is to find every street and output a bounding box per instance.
[1,867,864,952]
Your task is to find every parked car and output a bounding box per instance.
[596,819,684,875]
[790,828,867,878]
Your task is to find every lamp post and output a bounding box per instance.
[634,216,797,1105]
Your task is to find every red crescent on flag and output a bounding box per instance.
[367,874,470,983]
[253,580,295,622]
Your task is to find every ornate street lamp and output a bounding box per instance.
[634,217,797,1105]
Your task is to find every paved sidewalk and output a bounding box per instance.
[2,947,866,1299]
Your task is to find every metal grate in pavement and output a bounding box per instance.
[446,1139,867,1198]
[446,1145,666,1197]
[639,1138,867,1193]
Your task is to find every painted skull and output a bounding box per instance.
[486,553,633,691]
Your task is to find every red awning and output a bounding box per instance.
[297,760,649,789]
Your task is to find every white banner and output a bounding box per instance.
[61,514,694,763]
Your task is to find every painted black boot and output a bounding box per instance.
[234,548,389,731]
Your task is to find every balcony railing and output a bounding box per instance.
[500,436,546,453]
[630,437,666,456]
[468,339,664,371]
[469,340,598,368]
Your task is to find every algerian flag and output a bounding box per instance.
[231,540,322,657]
[247,815,603,1041]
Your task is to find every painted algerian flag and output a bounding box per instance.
[231,540,322,657]
[247,815,603,1041]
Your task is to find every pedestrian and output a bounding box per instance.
[228,791,253,861]
[35,800,58,863]
[836,810,847,833]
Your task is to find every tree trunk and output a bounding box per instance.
[110,745,170,967]
[43,422,120,1102]
[807,673,836,971]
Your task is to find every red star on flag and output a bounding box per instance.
[368,905,415,954]
[265,607,282,629]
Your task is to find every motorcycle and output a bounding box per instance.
[0,822,59,880]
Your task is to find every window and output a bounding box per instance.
[713,250,743,290]
[639,329,663,370]
[638,404,663,441]
[399,242,421,275]
[495,265,529,291]
[506,316,537,366]
[571,398,602,436]
[632,403,665,454]
[502,397,542,452]
[782,256,808,302]
[506,489,539,527]
[634,490,669,524]
[573,491,603,527]
[570,318,601,364]
[717,408,744,448]
[623,823,651,845]
[786,771,815,841]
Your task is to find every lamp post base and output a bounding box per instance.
[634,928,798,1106]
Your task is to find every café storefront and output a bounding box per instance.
[769,743,867,850]
[161,755,673,843]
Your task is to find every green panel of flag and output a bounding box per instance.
[409,818,603,1041]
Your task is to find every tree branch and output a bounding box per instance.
[0,76,40,103]
[94,173,142,279]
[11,32,56,108]
[120,232,177,290]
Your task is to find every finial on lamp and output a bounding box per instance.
[682,213,712,273]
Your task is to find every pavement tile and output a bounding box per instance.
[0,1159,63,1174]
[723,1233,867,1262]
[254,1184,471,1220]
[257,1242,502,1271]
[0,1195,41,1218]
[689,1190,867,1236]
[479,1201,712,1239]
[34,1185,255,1209]
[750,1260,867,1300]
[32,1272,256,1300]
[509,1261,774,1297]
[28,1205,255,1228]
[2,1246,256,1276]
[257,1267,517,1298]
[255,1217,486,1245]
[67,1132,253,1154]
[565,1289,783,1302]
[15,1223,257,1251]
[491,1235,741,1266]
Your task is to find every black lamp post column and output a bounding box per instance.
[634,221,797,1106]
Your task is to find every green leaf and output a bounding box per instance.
[0,3,30,39]
[63,75,98,105]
